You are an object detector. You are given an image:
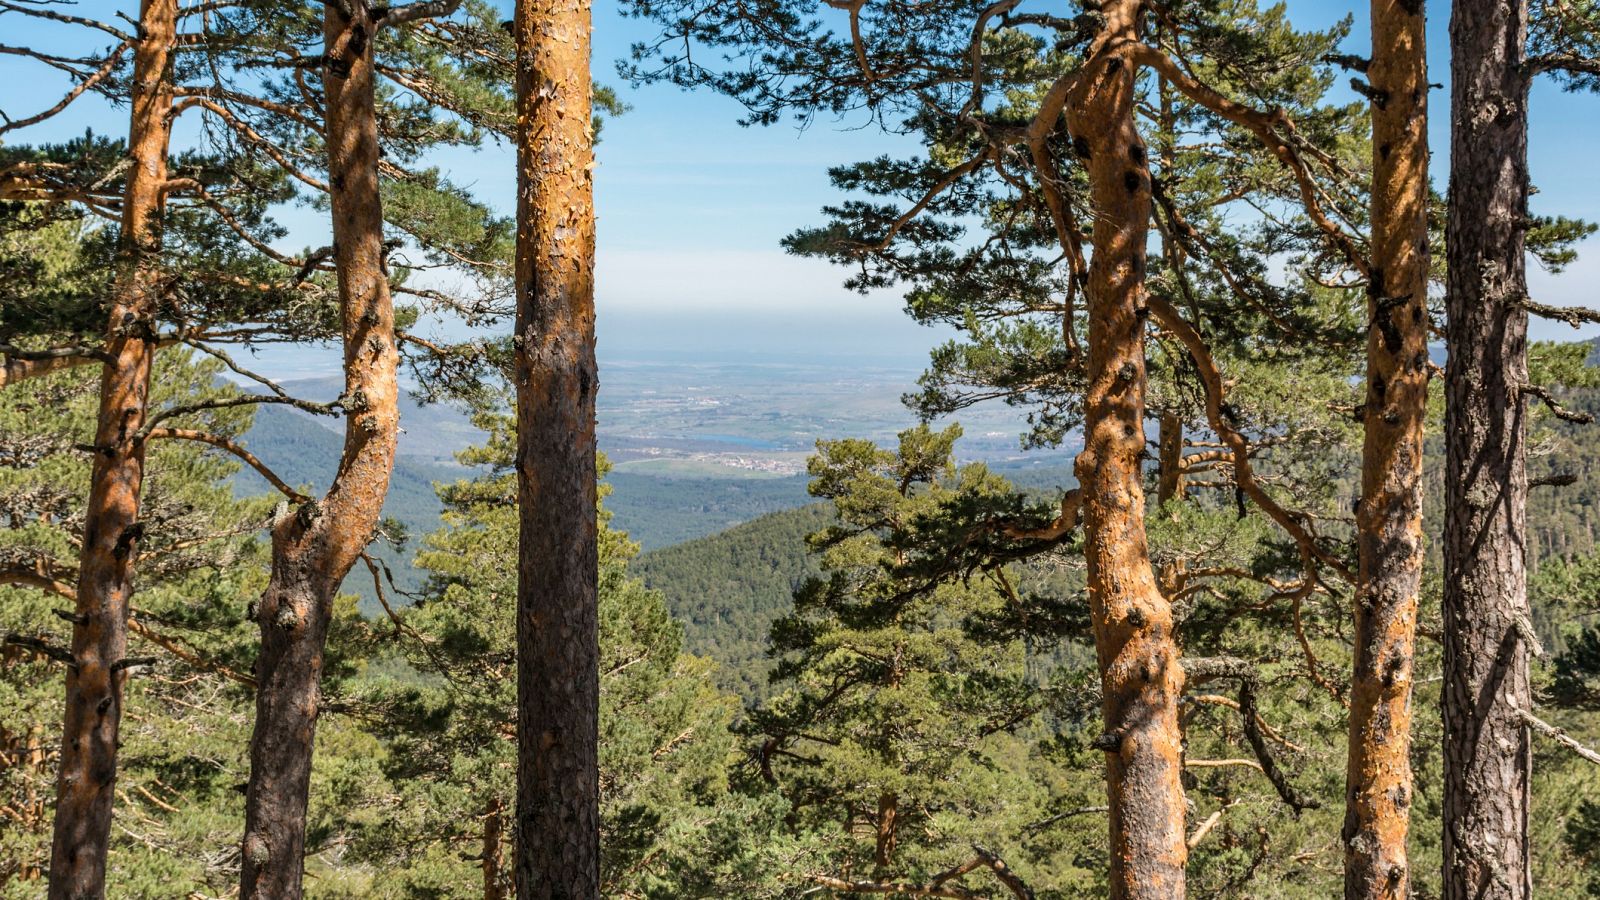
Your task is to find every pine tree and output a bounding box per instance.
[620,0,1372,892]
[1342,0,1431,894]
[749,423,1099,895]
[0,348,273,894]
[511,0,602,890]
[1443,0,1600,895]
[316,414,777,898]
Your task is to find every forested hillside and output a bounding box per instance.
[6,0,1600,896]
[635,368,1600,704]
[604,472,812,550]
[634,503,831,697]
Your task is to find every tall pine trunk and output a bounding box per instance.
[1344,0,1429,895]
[1064,2,1187,895]
[239,3,401,896]
[512,0,601,893]
[1442,0,1534,893]
[46,1,175,894]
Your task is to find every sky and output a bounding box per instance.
[1,0,1597,373]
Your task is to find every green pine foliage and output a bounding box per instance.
[633,503,831,698]
[747,423,1106,895]
[0,351,272,894]
[319,413,786,897]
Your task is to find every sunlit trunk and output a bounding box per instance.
[1343,0,1429,894]
[1064,1,1187,894]
[512,0,601,893]
[239,3,401,896]
[47,2,175,894]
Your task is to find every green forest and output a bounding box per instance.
[4,0,1600,898]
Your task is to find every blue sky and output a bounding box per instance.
[2,0,1597,371]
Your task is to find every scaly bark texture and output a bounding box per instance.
[46,2,175,894]
[1064,3,1187,896]
[1442,0,1533,894]
[1344,0,1429,895]
[512,0,601,893]
[239,3,401,896]
[875,791,898,867]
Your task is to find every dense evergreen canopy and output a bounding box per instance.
[2,0,1600,897]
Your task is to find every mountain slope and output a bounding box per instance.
[633,503,831,698]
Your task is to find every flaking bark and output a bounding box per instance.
[1442,0,1535,894]
[46,2,176,895]
[1063,2,1188,895]
[239,3,403,896]
[1343,0,1429,894]
[512,0,602,893]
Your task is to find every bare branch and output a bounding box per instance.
[0,40,130,136]
[145,427,308,502]
[380,0,463,27]
[128,615,256,687]
[140,392,339,435]
[1,343,112,390]
[1520,297,1600,329]
[808,844,1034,899]
[0,1,134,41]
[0,563,76,599]
[1521,383,1595,424]
[1528,51,1600,79]
[1520,708,1600,767]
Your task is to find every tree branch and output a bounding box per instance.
[1182,656,1321,813]
[0,343,112,389]
[1521,383,1595,424]
[1528,51,1600,79]
[379,0,463,27]
[1520,709,1600,767]
[1145,294,1353,583]
[145,428,308,502]
[1133,45,1368,278]
[0,39,130,136]
[1520,297,1600,329]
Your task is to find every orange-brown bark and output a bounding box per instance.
[0,353,99,390]
[2,341,179,391]
[1062,1,1187,895]
[238,3,404,897]
[45,2,175,895]
[484,797,508,900]
[875,792,899,867]
[1156,411,1185,506]
[512,0,601,893]
[1343,0,1429,895]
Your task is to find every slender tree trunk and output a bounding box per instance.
[1157,411,1186,506]
[512,0,601,893]
[874,792,898,868]
[46,2,175,894]
[1442,0,1533,894]
[484,797,508,900]
[1154,75,1186,515]
[1344,0,1429,895]
[239,4,400,896]
[1065,3,1187,895]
